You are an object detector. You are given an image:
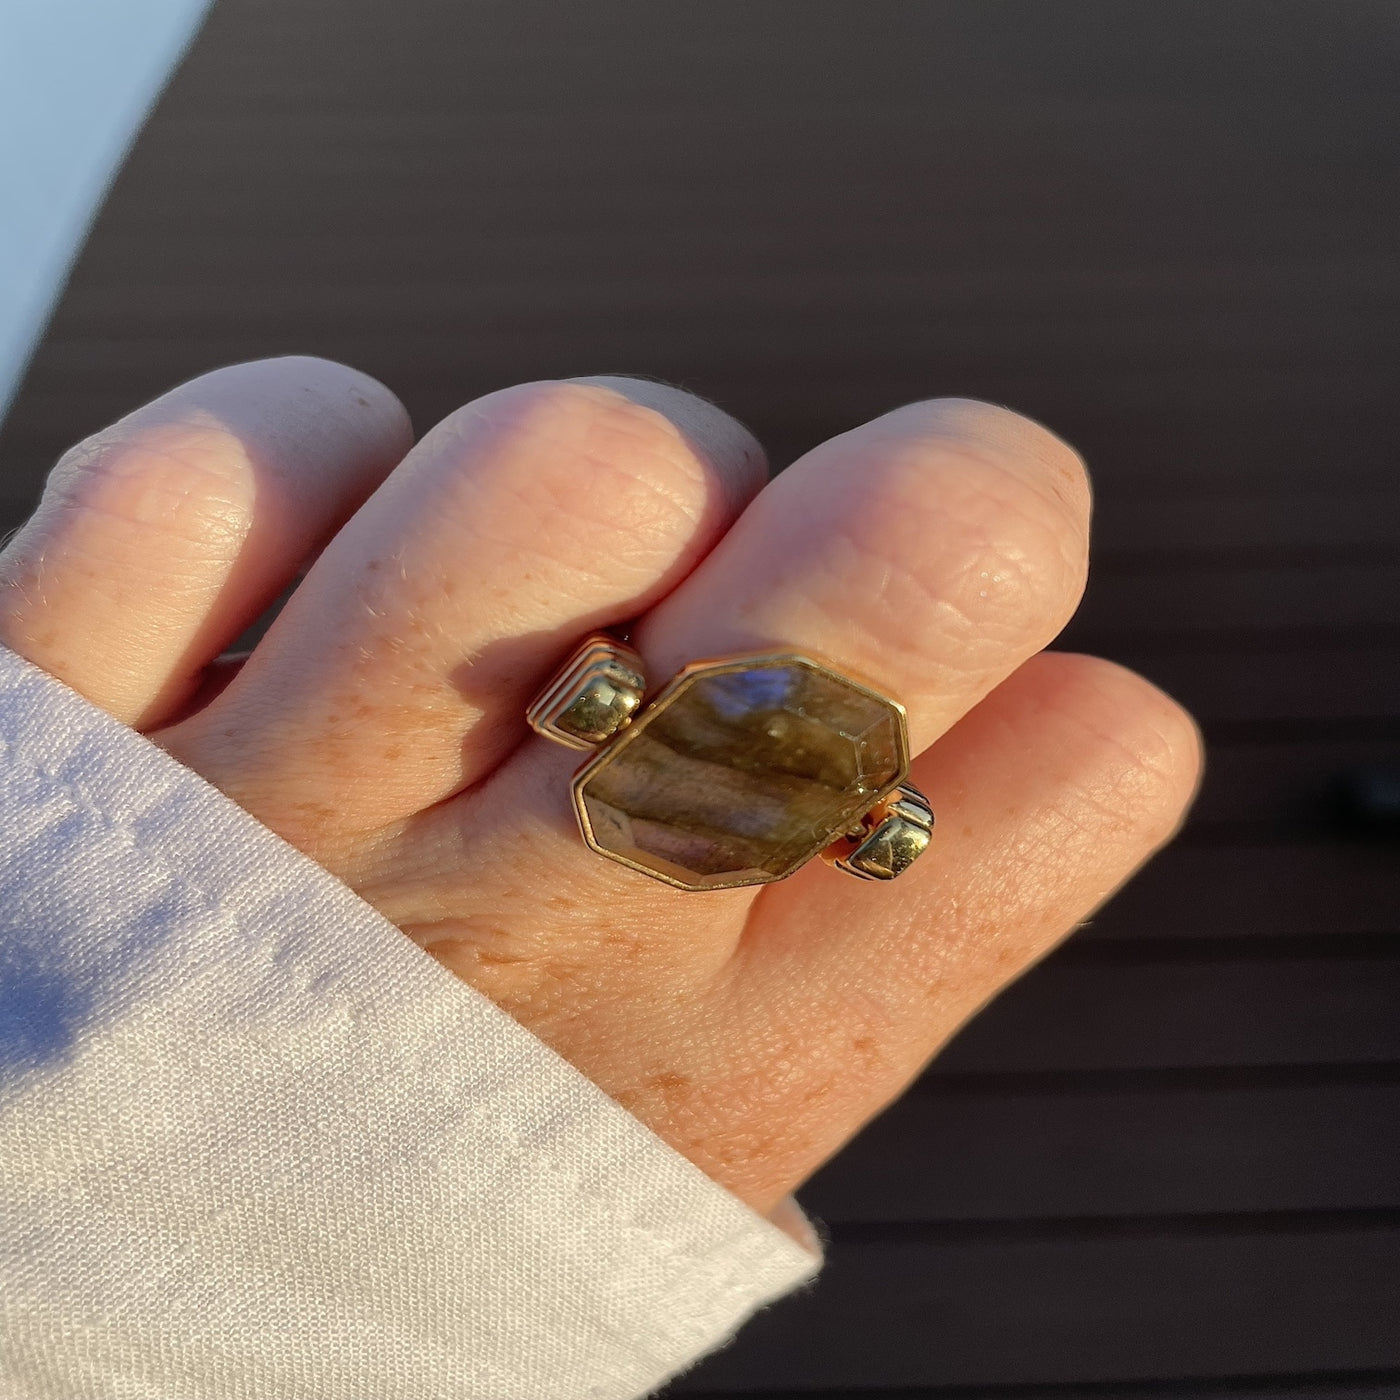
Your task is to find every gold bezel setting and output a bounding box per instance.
[569,651,912,891]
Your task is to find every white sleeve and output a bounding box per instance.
[0,643,818,1400]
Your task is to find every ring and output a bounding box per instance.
[527,634,934,891]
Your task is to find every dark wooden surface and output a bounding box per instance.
[2,1,1397,1394]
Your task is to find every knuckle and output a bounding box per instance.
[824,446,1089,664]
[244,355,413,443]
[569,374,767,494]
[451,378,694,476]
[942,470,1090,631]
[882,395,1092,525]
[944,542,1078,660]
[438,380,719,553]
[42,422,255,555]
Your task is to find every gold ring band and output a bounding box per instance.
[527,634,934,891]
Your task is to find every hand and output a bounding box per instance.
[0,357,1200,1231]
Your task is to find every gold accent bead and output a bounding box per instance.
[822,781,934,881]
[526,634,647,750]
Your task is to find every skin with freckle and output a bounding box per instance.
[0,360,1200,1230]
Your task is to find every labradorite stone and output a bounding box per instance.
[574,657,906,890]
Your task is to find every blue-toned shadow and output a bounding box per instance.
[0,949,93,1074]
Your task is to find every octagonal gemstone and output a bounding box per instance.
[573,655,907,890]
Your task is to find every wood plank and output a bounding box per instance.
[1181,739,1400,832]
[1100,643,1400,727]
[682,1378,1400,1400]
[1092,486,1400,559]
[674,1223,1400,1391]
[1067,563,1400,643]
[1083,843,1400,940]
[6,1,1400,487]
[801,1077,1400,1223]
[21,263,1400,386]
[929,953,1400,1075]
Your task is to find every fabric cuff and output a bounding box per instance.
[0,644,818,1400]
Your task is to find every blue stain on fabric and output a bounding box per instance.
[702,666,795,719]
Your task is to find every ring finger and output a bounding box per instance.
[394,397,1092,980]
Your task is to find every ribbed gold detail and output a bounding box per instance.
[526,634,646,750]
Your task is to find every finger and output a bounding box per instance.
[0,357,411,728]
[710,651,1203,1211]
[636,396,1092,751]
[159,378,767,841]
[398,399,1091,1012]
